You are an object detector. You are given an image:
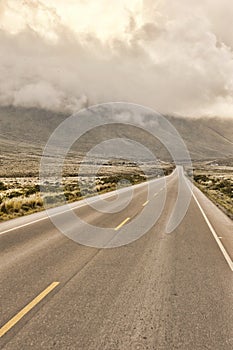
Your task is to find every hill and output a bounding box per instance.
[0,106,232,176]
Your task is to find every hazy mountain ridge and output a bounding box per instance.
[0,106,232,163]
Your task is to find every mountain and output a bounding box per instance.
[0,106,232,176]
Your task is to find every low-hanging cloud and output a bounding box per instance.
[0,0,233,117]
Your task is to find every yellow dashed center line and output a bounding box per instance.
[115,217,131,231]
[0,281,60,338]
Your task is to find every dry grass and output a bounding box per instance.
[0,163,174,221]
[191,169,233,220]
[0,194,44,220]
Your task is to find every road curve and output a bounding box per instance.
[0,170,233,349]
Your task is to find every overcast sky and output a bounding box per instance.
[0,0,233,117]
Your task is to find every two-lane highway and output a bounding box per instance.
[0,170,233,349]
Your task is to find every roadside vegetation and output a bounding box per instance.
[192,170,233,220]
[0,174,146,221]
[0,165,174,221]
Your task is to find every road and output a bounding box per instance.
[0,169,233,349]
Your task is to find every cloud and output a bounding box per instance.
[0,0,233,117]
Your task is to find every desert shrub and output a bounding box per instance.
[164,168,174,176]
[194,174,208,182]
[0,202,7,213]
[43,196,56,205]
[25,184,40,196]
[74,190,81,198]
[0,195,43,216]
[44,194,64,205]
[218,181,226,188]
[221,185,232,197]
[81,188,93,196]
[0,181,6,191]
[21,204,30,211]
[41,184,60,193]
[95,185,101,192]
[7,191,23,199]
[64,191,75,200]
[210,179,232,197]
[64,183,78,192]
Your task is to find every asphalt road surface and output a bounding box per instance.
[0,170,233,349]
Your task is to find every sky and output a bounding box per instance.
[0,0,233,117]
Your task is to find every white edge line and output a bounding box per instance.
[0,193,114,235]
[192,192,233,272]
[0,216,49,235]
